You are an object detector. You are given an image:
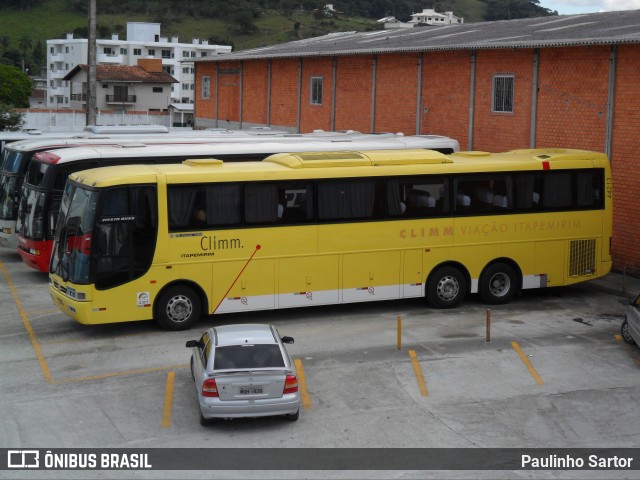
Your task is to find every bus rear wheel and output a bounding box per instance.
[479,262,518,304]
[155,285,202,330]
[427,266,467,308]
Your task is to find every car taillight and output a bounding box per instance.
[283,375,298,394]
[202,378,218,397]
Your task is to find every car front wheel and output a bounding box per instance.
[621,318,636,345]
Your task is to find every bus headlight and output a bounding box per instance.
[66,288,86,301]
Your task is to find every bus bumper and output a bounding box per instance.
[0,221,17,249]
[49,283,93,324]
[17,237,52,272]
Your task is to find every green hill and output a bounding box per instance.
[0,0,556,72]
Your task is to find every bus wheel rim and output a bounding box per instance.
[166,295,192,323]
[489,273,510,297]
[437,275,459,301]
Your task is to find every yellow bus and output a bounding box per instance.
[49,148,612,330]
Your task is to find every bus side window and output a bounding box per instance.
[245,183,279,224]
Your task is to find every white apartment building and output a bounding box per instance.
[46,22,232,109]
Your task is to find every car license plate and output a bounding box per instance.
[239,386,263,395]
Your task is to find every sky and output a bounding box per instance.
[537,0,640,14]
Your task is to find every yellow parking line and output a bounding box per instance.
[408,350,429,396]
[614,334,622,342]
[55,364,188,384]
[162,371,176,428]
[511,341,544,385]
[294,358,311,409]
[0,260,53,384]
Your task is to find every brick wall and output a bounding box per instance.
[194,62,217,124]
[334,56,374,132]
[373,54,419,134]
[270,59,300,129]
[473,49,534,152]
[421,51,472,149]
[242,60,269,126]
[611,45,640,273]
[300,57,333,132]
[194,45,640,274]
[536,47,609,151]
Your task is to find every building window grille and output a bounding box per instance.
[310,76,323,105]
[492,74,514,113]
[202,76,210,99]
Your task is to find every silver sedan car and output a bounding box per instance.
[186,324,301,425]
[622,295,640,346]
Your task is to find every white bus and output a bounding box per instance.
[0,129,405,249]
[15,135,459,271]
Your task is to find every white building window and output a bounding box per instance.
[120,48,127,55]
[133,48,142,55]
[492,74,514,113]
[202,76,210,99]
[182,51,190,58]
[148,49,155,56]
[310,76,323,105]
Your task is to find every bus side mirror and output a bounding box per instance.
[185,340,202,348]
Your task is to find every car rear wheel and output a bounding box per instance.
[199,410,214,426]
[155,285,201,330]
[286,409,300,422]
[426,266,467,308]
[479,262,518,304]
[621,318,636,345]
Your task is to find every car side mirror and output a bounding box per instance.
[281,336,294,344]
[185,340,201,348]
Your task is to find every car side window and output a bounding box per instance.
[200,332,211,367]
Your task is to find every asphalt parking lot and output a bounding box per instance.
[1,246,640,479]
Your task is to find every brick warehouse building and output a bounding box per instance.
[192,10,640,275]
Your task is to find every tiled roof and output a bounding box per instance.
[64,64,177,83]
[193,9,640,62]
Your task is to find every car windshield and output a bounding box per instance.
[213,345,285,370]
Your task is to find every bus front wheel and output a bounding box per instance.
[427,266,467,308]
[479,262,518,304]
[155,285,202,330]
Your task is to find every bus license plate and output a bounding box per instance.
[240,386,263,395]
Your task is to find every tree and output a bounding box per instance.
[32,40,45,70]
[18,35,32,71]
[0,64,32,108]
[0,36,9,51]
[0,102,25,131]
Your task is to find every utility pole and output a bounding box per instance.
[86,0,97,126]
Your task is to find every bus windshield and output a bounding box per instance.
[0,149,27,173]
[0,175,19,220]
[16,185,47,240]
[51,181,158,287]
[50,183,98,284]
